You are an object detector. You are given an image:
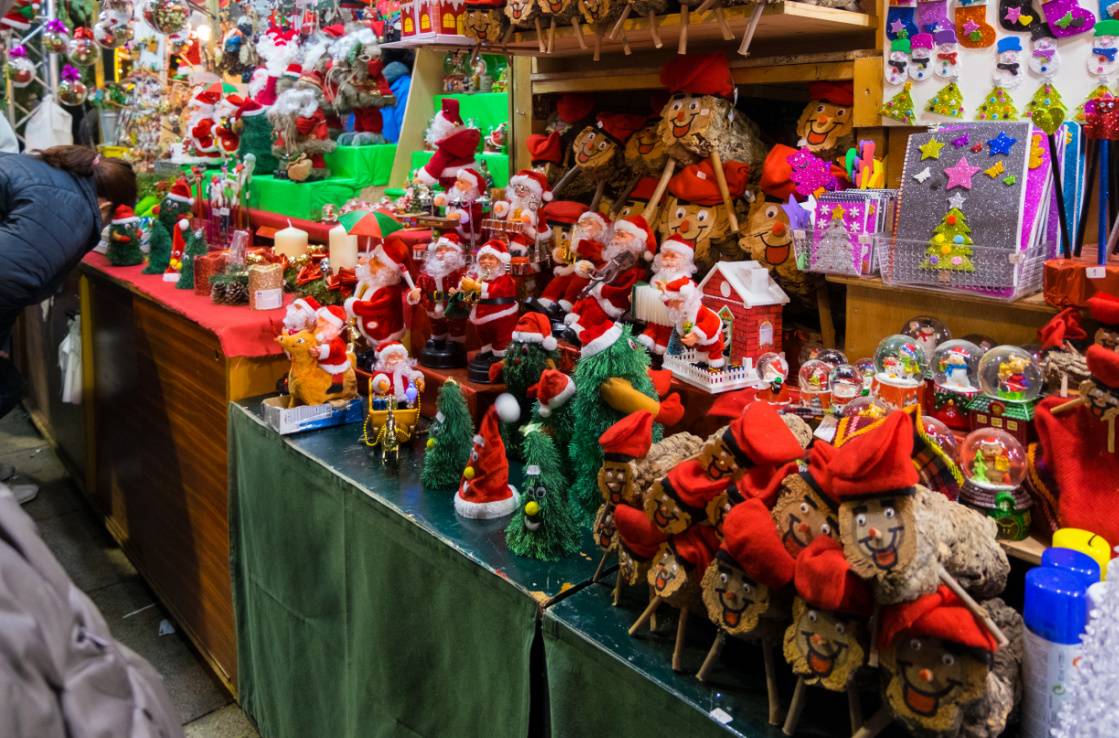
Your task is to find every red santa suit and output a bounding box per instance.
[662,278,725,368]
[468,241,520,356]
[371,343,423,403]
[311,305,352,385]
[558,237,605,310]
[537,200,587,309]
[637,237,698,355]
[344,238,414,349]
[417,128,481,189]
[408,254,468,343]
[295,108,331,168]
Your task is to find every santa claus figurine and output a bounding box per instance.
[530,199,587,320]
[185,84,222,161]
[637,236,698,358]
[568,214,654,327]
[492,169,553,257]
[459,239,519,382]
[213,94,243,157]
[660,276,726,369]
[408,233,470,368]
[435,167,486,247]
[455,404,520,519]
[344,236,414,351]
[283,296,321,335]
[415,99,481,189]
[370,341,425,409]
[312,305,353,393]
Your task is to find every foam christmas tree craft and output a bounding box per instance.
[106,205,144,266]
[926,81,965,118]
[1025,82,1067,120]
[879,81,917,124]
[421,380,474,490]
[976,86,1019,121]
[504,426,581,561]
[921,207,976,272]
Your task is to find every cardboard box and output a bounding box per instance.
[261,395,364,435]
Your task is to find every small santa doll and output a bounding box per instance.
[407,233,470,362]
[415,99,481,189]
[187,85,222,160]
[344,236,414,350]
[637,236,698,357]
[459,239,519,364]
[312,305,352,392]
[435,167,486,246]
[492,169,553,257]
[661,276,726,369]
[455,404,520,519]
[283,296,321,335]
[569,214,654,323]
[534,199,588,315]
[370,341,425,408]
[213,94,243,156]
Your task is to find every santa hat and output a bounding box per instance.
[577,210,609,231]
[1087,292,1119,326]
[668,160,750,206]
[808,82,854,107]
[282,63,302,79]
[322,23,345,37]
[1087,344,1119,389]
[1037,307,1087,350]
[526,132,564,165]
[801,440,838,505]
[555,93,595,124]
[719,498,795,590]
[794,536,872,616]
[512,312,558,351]
[614,503,666,560]
[530,369,575,417]
[879,584,998,653]
[509,169,553,202]
[166,178,194,205]
[455,406,519,519]
[377,341,410,364]
[828,411,918,500]
[660,276,698,301]
[194,83,223,106]
[567,301,623,358]
[759,144,798,201]
[612,215,656,262]
[722,401,806,504]
[477,238,511,265]
[372,236,415,288]
[111,204,139,225]
[456,167,484,191]
[659,52,735,99]
[291,296,322,319]
[630,177,660,201]
[541,200,588,226]
[439,97,464,126]
[659,236,695,263]
[670,524,720,572]
[316,304,347,330]
[237,97,267,117]
[430,232,464,252]
[595,112,647,145]
[600,411,654,461]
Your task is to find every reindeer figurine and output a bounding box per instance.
[276,330,358,407]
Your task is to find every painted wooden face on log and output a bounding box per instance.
[659,94,717,148]
[744,199,793,268]
[839,494,918,580]
[882,637,988,732]
[784,599,865,691]
[463,8,504,41]
[539,0,571,14]
[701,559,771,635]
[705,489,734,538]
[571,125,617,171]
[577,0,612,22]
[696,429,740,482]
[505,0,536,22]
[796,100,853,154]
[617,544,648,586]
[643,478,694,535]
[772,477,840,558]
[625,123,666,166]
[663,198,730,253]
[648,543,689,599]
[597,459,635,505]
[593,503,617,550]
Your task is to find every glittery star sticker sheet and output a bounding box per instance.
[808,191,898,275]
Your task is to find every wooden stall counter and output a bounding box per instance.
[79,253,290,693]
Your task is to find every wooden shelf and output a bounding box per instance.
[1002,535,1046,565]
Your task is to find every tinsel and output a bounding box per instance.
[504,427,582,561]
[1053,581,1119,737]
[421,380,474,490]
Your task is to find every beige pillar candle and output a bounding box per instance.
[273,224,309,259]
[328,224,358,270]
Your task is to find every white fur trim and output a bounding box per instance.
[343,296,359,317]
[415,167,438,185]
[162,272,179,283]
[320,358,352,373]
[178,220,191,231]
[454,483,519,519]
[473,434,485,446]
[477,243,511,264]
[590,287,626,318]
[470,304,519,325]
[580,323,623,358]
[563,313,579,327]
[511,331,557,351]
[377,343,409,362]
[317,308,344,328]
[112,216,139,225]
[660,239,693,260]
[542,336,558,351]
[544,376,576,410]
[635,333,655,350]
[495,392,521,423]
[167,193,194,205]
[458,169,482,189]
[612,219,646,243]
[708,357,726,368]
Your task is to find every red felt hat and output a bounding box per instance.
[612,214,656,262]
[166,177,194,205]
[509,169,553,202]
[596,112,647,145]
[541,199,588,225]
[436,128,482,158]
[567,300,623,358]
[879,584,998,653]
[555,93,595,125]
[1038,307,1088,350]
[1087,344,1119,389]
[110,204,138,224]
[720,499,795,590]
[477,238,511,265]
[804,440,838,504]
[737,459,800,508]
[660,52,735,99]
[794,536,872,616]
[512,312,558,351]
[808,82,854,107]
[668,160,750,206]
[529,369,575,417]
[599,411,655,460]
[660,276,697,300]
[439,97,463,126]
[759,144,798,201]
[1088,291,1119,326]
[630,176,659,201]
[664,460,731,510]
[670,524,720,571]
[727,400,806,469]
[455,406,517,518]
[527,132,564,165]
[828,411,918,500]
[615,503,667,560]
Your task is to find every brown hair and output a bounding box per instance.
[36,145,137,209]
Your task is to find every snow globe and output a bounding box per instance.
[929,339,983,430]
[920,415,959,462]
[901,315,950,363]
[854,357,875,394]
[871,334,927,408]
[965,345,1042,447]
[958,428,1031,539]
[799,359,833,411]
[829,363,863,409]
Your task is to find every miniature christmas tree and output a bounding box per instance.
[925,81,965,118]
[530,398,575,467]
[1076,84,1113,123]
[1025,82,1067,120]
[504,426,581,561]
[421,380,475,490]
[812,210,855,274]
[921,207,975,272]
[176,226,208,289]
[106,209,144,266]
[879,81,917,125]
[143,217,173,275]
[975,86,1019,121]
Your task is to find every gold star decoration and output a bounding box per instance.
[919,138,945,160]
[985,161,1006,178]
[831,204,846,220]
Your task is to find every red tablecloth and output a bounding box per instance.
[82,252,290,358]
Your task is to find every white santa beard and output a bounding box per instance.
[664,292,700,328]
[572,227,602,246]
[426,115,460,146]
[283,312,314,332]
[508,193,540,214]
[425,251,465,278]
[603,239,641,263]
[362,264,402,290]
[652,254,696,279]
[477,264,502,281]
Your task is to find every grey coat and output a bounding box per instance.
[0,484,183,738]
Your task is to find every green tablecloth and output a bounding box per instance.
[325,144,398,188]
[229,401,598,738]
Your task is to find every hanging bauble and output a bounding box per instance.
[43,19,71,54]
[57,64,88,106]
[7,45,35,88]
[94,10,134,49]
[142,0,189,35]
[67,28,98,67]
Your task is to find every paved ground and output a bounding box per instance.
[1,407,259,738]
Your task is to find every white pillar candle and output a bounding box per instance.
[273,224,309,259]
[328,224,359,270]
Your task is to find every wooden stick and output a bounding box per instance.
[678,2,689,55]
[647,10,662,47]
[612,570,623,606]
[695,0,718,11]
[610,175,642,216]
[621,30,631,55]
[848,684,863,735]
[710,150,740,232]
[570,17,587,48]
[590,180,607,211]
[592,27,601,61]
[551,165,581,197]
[534,16,546,52]
[648,585,658,631]
[1105,408,1118,454]
[696,631,725,682]
[628,595,663,635]
[1050,396,1087,415]
[1047,133,1073,258]
[737,2,766,57]
[608,2,633,40]
[672,606,689,672]
[762,637,783,726]
[643,158,676,222]
[937,564,1009,648]
[712,4,734,40]
[547,18,556,53]
[781,677,807,736]
[852,708,894,738]
[868,602,880,667]
[592,549,610,582]
[500,23,515,45]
